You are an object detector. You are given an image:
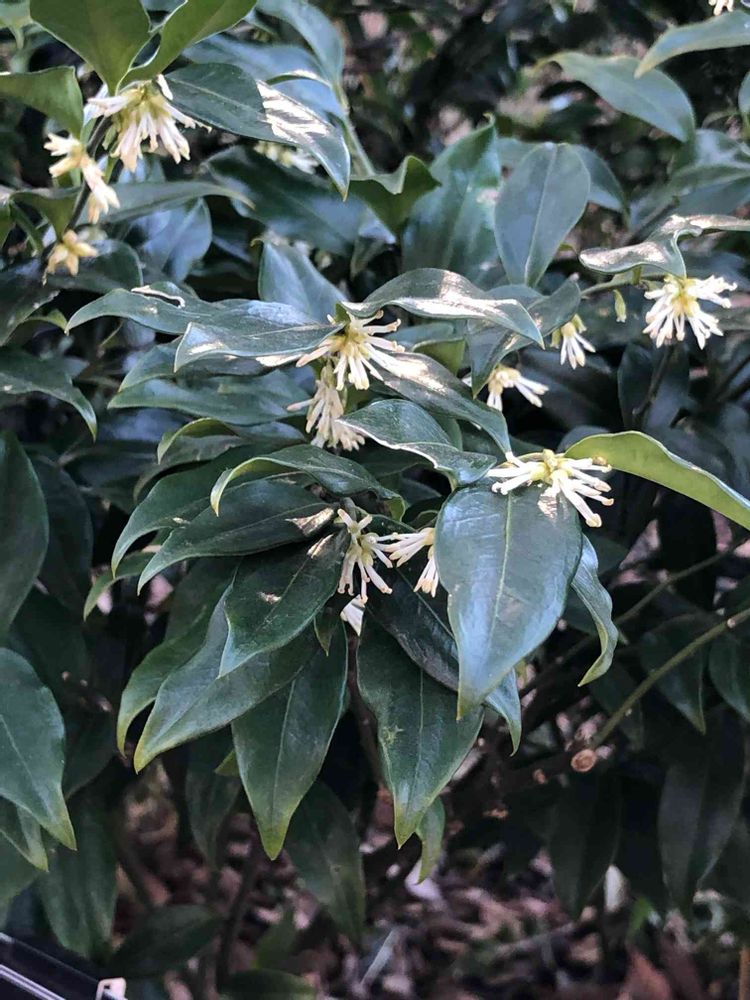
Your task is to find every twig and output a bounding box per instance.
[216,846,258,990]
[590,605,750,749]
[115,825,156,914]
[740,946,750,1000]
[632,343,675,425]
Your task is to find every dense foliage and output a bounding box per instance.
[1,0,750,995]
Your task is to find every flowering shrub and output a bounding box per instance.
[1,0,750,993]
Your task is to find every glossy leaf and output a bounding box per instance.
[38,793,116,960]
[0,801,47,871]
[29,0,151,93]
[0,432,48,639]
[221,534,347,672]
[135,621,323,768]
[552,52,694,141]
[580,213,750,277]
[168,65,350,194]
[373,352,511,453]
[358,626,482,845]
[126,0,257,81]
[708,634,750,722]
[211,445,400,513]
[638,11,750,76]
[341,399,495,487]
[259,243,341,321]
[138,480,335,590]
[0,261,58,345]
[0,648,74,848]
[494,143,590,287]
[346,268,541,343]
[659,712,745,912]
[566,430,750,530]
[641,617,708,732]
[550,773,621,918]
[232,625,347,858]
[0,67,83,135]
[436,485,582,715]
[403,121,501,283]
[572,537,618,684]
[351,156,439,233]
[0,348,96,437]
[285,782,365,943]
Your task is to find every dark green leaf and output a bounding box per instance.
[232,624,347,858]
[641,617,708,732]
[0,648,74,848]
[341,399,495,487]
[138,480,335,589]
[168,64,350,194]
[29,0,151,93]
[435,485,582,715]
[572,537,618,684]
[0,348,96,437]
[210,445,400,513]
[403,121,501,283]
[0,67,83,135]
[552,52,695,141]
[348,268,541,342]
[708,634,750,722]
[566,430,750,530]
[259,243,341,321]
[494,143,590,287]
[38,792,116,960]
[0,432,48,638]
[659,712,745,912]
[351,156,439,233]
[0,261,57,345]
[186,733,240,866]
[222,534,347,671]
[257,0,343,82]
[111,905,222,977]
[638,12,750,76]
[550,773,621,918]
[359,625,482,845]
[0,801,47,870]
[285,782,365,943]
[126,0,257,81]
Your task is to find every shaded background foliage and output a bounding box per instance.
[1,0,750,997]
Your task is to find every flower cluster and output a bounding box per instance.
[46,230,98,276]
[485,364,548,411]
[88,75,206,173]
[295,311,403,391]
[45,134,119,223]
[255,140,317,173]
[287,363,364,451]
[709,0,733,13]
[336,513,440,632]
[486,450,613,528]
[643,274,736,349]
[551,315,595,369]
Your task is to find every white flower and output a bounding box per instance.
[340,598,365,635]
[551,315,595,369]
[45,133,120,224]
[485,364,548,412]
[380,526,440,597]
[295,311,403,391]
[255,140,317,173]
[486,449,613,528]
[287,363,365,451]
[46,230,98,276]
[643,274,736,349]
[87,75,207,173]
[336,508,393,603]
[709,0,733,13]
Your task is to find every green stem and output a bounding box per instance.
[580,274,634,298]
[216,846,258,990]
[590,605,750,749]
[10,204,45,255]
